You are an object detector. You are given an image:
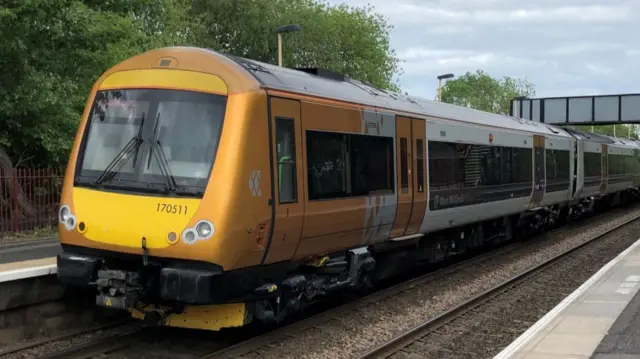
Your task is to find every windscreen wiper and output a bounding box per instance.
[148,138,178,193]
[94,137,143,185]
[95,113,146,185]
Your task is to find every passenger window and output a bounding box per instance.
[350,134,395,196]
[306,130,394,200]
[502,147,512,184]
[400,138,409,193]
[276,118,297,203]
[427,141,534,190]
[546,149,557,180]
[416,139,425,192]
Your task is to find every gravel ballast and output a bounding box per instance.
[386,217,640,358]
[238,206,640,359]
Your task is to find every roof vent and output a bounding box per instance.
[295,68,345,82]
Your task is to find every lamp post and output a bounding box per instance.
[275,24,301,67]
[436,73,454,102]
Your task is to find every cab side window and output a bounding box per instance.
[276,117,297,203]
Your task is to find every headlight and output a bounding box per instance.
[181,220,215,245]
[182,229,196,244]
[59,206,70,222]
[196,221,213,238]
[59,205,77,231]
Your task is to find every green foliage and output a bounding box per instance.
[0,0,154,166]
[441,70,536,115]
[189,0,400,90]
[0,0,400,167]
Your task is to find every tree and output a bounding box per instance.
[440,70,535,115]
[188,0,401,90]
[0,0,401,168]
[0,0,157,167]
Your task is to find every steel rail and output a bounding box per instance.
[0,319,132,357]
[355,214,640,359]
[34,327,144,359]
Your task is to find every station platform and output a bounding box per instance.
[0,238,59,282]
[0,238,60,265]
[495,238,640,359]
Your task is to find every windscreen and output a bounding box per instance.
[76,89,227,195]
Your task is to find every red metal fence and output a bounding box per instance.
[0,168,64,235]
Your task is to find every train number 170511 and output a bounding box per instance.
[157,203,188,215]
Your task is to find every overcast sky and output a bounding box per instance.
[327,0,640,101]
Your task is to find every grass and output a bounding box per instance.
[0,226,57,243]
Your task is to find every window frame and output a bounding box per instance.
[305,129,395,201]
[275,116,298,204]
[400,137,409,193]
[416,138,425,193]
[427,140,534,190]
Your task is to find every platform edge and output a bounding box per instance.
[0,264,58,283]
[493,237,640,359]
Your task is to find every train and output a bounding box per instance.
[56,46,640,331]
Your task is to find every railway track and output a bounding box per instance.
[0,314,133,358]
[36,328,143,359]
[355,214,640,359]
[12,206,640,359]
[198,212,640,359]
[28,325,243,359]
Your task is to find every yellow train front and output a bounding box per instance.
[57,47,286,330]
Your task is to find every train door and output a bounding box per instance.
[263,97,305,264]
[390,116,413,237]
[571,138,580,200]
[405,119,427,235]
[531,135,545,207]
[600,144,609,194]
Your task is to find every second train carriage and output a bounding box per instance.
[423,118,574,236]
[565,128,640,211]
[55,47,640,331]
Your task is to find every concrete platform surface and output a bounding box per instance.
[0,238,60,265]
[494,238,640,359]
[0,257,56,282]
[591,274,640,358]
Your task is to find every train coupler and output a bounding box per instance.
[95,269,143,310]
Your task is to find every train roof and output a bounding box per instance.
[564,128,640,148]
[562,128,615,143]
[608,136,640,148]
[221,52,572,139]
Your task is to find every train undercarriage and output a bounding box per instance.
[57,189,640,331]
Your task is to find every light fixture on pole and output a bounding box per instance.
[275,24,302,67]
[436,73,454,102]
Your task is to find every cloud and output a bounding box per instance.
[369,3,632,25]
[325,0,640,100]
[398,48,475,61]
[547,43,626,55]
[398,47,550,75]
[424,25,475,35]
[538,87,605,97]
[584,63,614,75]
